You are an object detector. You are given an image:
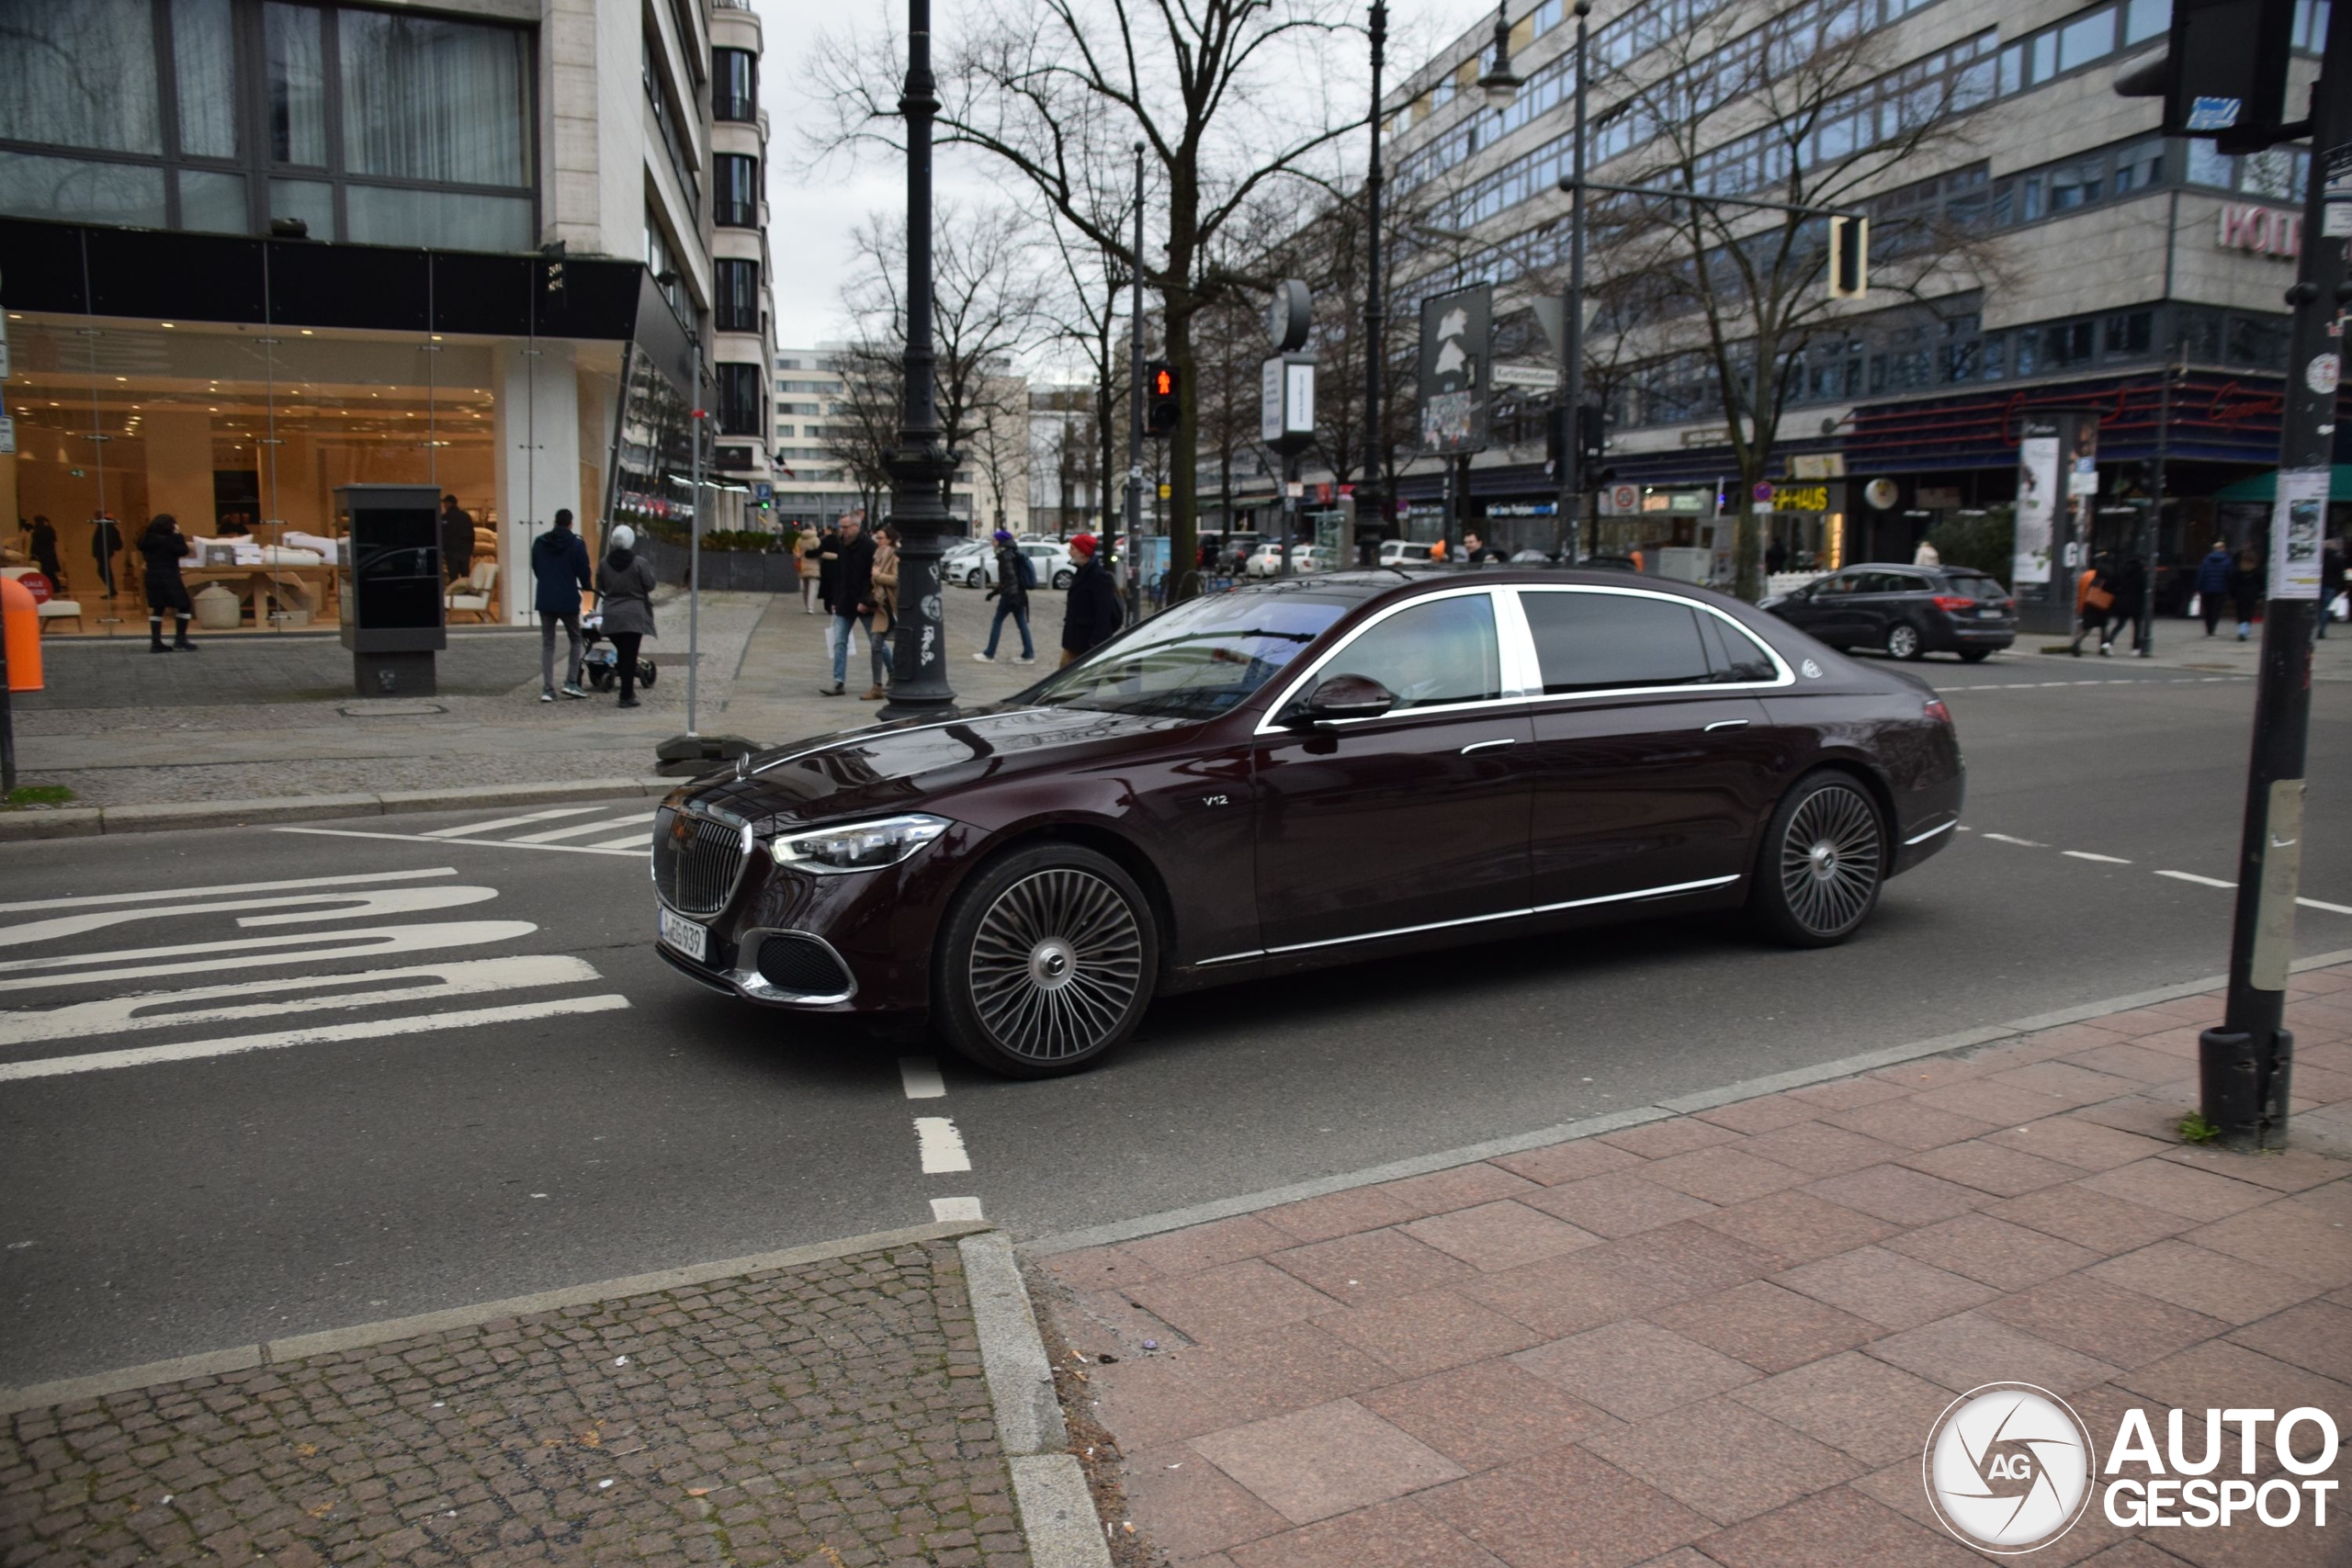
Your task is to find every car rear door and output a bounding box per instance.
[1250,587,1534,953]
[1511,586,1790,907]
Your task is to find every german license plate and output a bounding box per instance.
[658,906,708,962]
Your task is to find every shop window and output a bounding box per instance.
[716,363,765,435]
[713,48,758,122]
[715,155,759,228]
[2103,310,2153,357]
[715,259,760,333]
[345,186,530,251]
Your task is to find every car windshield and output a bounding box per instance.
[1019,592,1353,719]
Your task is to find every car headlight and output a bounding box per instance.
[768,813,952,874]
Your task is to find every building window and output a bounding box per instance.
[715,258,760,333]
[2103,310,2153,356]
[716,362,764,434]
[713,47,757,121]
[714,153,758,228]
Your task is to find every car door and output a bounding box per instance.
[1250,587,1534,953]
[1512,586,1791,908]
[1802,570,1871,647]
[1856,570,1924,648]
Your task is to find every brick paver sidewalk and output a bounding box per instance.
[1,1239,1030,1568]
[1042,965,2352,1567]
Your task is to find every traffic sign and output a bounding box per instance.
[1752,481,1774,502]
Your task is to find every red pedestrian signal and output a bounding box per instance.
[1144,359,1180,436]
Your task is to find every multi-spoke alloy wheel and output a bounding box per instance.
[936,845,1158,1077]
[1886,623,1922,660]
[1752,774,1885,946]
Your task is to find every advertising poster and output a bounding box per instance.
[2013,419,2060,585]
[1417,285,1491,455]
[2271,467,2327,598]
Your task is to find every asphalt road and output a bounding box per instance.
[4,649,2348,1388]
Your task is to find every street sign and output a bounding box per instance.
[752,481,773,501]
[1417,284,1491,455]
[1261,354,1316,454]
[1752,481,1774,502]
[1490,363,1557,389]
[1158,483,1171,500]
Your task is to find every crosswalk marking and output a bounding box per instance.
[512,812,657,844]
[0,920,539,993]
[0,886,498,951]
[277,826,643,858]
[584,833,651,852]
[2156,869,2236,889]
[0,867,455,915]
[0,995,631,1083]
[419,806,610,839]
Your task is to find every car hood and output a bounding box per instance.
[675,703,1191,829]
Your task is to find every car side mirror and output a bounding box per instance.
[1299,672,1396,727]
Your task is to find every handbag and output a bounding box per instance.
[2084,584,2114,611]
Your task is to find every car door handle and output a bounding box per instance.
[1703,718,1750,732]
[1460,738,1520,754]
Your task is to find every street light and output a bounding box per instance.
[1558,0,1590,564]
[1361,2,1387,565]
[879,0,959,720]
[1476,1,1521,107]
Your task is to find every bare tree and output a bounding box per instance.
[808,0,1361,596]
[821,337,903,521]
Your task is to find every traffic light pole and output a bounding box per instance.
[1557,0,1589,566]
[1125,141,1147,627]
[2199,0,2346,1151]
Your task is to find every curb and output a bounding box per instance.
[1023,945,2352,1258]
[960,1232,1114,1568]
[0,776,677,843]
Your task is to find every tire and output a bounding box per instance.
[1750,772,1887,947]
[639,660,657,688]
[965,569,984,589]
[588,667,615,692]
[1885,621,1925,660]
[933,843,1159,1077]
[1052,570,1073,590]
[1958,648,1991,663]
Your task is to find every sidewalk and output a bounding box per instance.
[2007,615,2352,679]
[1039,964,2352,1567]
[0,1230,1035,1568]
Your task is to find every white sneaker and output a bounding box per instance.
[1013,656,1035,664]
[972,652,995,662]
[539,688,555,703]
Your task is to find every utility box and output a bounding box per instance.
[336,484,445,696]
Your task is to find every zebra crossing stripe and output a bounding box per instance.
[418,807,611,839]
[512,812,657,844]
[0,867,456,915]
[0,995,631,1082]
[0,921,541,993]
[277,828,642,857]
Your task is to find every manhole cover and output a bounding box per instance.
[338,700,447,716]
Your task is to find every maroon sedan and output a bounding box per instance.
[651,570,1962,1077]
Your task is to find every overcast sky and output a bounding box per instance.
[756,0,1505,351]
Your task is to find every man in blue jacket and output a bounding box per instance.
[2195,539,2233,638]
[533,508,594,700]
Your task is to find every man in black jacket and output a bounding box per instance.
[820,514,877,694]
[1059,533,1124,665]
[439,495,474,584]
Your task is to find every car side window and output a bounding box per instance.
[1323,593,1502,710]
[1521,592,1713,694]
[1817,571,1859,596]
[1699,612,1779,682]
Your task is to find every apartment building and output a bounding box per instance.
[1374,0,2329,571]
[770,345,1028,536]
[0,0,776,622]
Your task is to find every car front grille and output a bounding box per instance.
[653,807,748,916]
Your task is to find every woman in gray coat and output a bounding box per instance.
[595,524,659,708]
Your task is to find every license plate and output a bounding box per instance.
[658,906,708,962]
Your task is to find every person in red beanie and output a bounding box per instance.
[1058,533,1124,665]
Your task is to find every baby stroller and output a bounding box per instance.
[580,604,658,694]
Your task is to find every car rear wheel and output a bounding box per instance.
[934,843,1159,1077]
[1885,622,1924,660]
[1052,570,1074,590]
[1751,772,1885,947]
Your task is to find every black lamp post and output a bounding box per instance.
[1361,2,1387,560]
[880,0,959,720]
[1476,0,1521,106]
[1560,0,1590,564]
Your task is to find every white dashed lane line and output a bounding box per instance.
[899,1055,979,1218]
[899,1055,946,1100]
[1970,842,2349,915]
[914,1116,973,1174]
[2155,870,2237,889]
[2064,852,2132,864]
[1979,833,2046,847]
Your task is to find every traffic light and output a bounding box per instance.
[1144,360,1180,437]
[1576,404,1605,467]
[1546,405,1605,475]
[2114,0,2295,150]
[1826,217,1868,300]
[1544,405,1570,474]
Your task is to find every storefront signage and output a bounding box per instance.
[1789,453,1846,479]
[1766,485,1830,513]
[2217,204,2301,260]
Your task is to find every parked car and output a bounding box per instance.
[1378,537,1439,567]
[941,539,990,581]
[650,570,1962,1077]
[1762,563,2014,661]
[1244,543,1330,577]
[960,541,1074,591]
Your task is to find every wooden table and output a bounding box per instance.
[180,565,340,622]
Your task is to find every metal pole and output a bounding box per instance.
[879,0,959,718]
[0,621,15,794]
[1363,1,1387,558]
[1559,0,1589,564]
[686,399,703,736]
[2199,6,2346,1150]
[1126,142,1146,626]
[2140,344,2171,657]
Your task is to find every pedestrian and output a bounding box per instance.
[90,513,121,597]
[438,494,474,584]
[137,513,197,652]
[531,507,594,702]
[1058,532,1123,666]
[820,513,877,696]
[595,523,658,709]
[1913,536,1940,567]
[2229,546,2264,640]
[2070,553,2117,656]
[2196,538,2233,637]
[796,525,822,613]
[862,524,899,700]
[28,514,62,589]
[2110,554,2148,652]
[974,528,1036,663]
[2320,536,2345,639]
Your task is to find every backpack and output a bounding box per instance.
[1015,552,1037,590]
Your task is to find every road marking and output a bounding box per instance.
[0,886,498,950]
[418,807,611,839]
[2063,851,2132,864]
[2156,870,2236,888]
[511,812,657,844]
[914,1116,972,1174]
[930,1197,984,1222]
[0,956,604,1047]
[2299,897,2352,916]
[0,867,456,915]
[1980,833,2045,847]
[277,827,643,858]
[0,920,539,993]
[582,834,650,852]
[0,995,630,1082]
[899,1055,946,1100]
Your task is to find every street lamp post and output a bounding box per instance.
[1362,1,1386,563]
[1559,0,1590,565]
[1126,142,1147,624]
[879,0,959,720]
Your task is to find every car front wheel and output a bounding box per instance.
[1052,570,1073,590]
[1751,772,1885,947]
[1885,622,1924,660]
[934,843,1159,1077]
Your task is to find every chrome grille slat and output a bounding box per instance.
[652,807,749,917]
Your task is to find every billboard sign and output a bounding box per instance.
[1418,285,1491,455]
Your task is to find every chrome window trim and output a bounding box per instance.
[1508,584,1797,702]
[730,927,858,1005]
[1251,583,1520,737]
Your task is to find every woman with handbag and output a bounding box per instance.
[2070,553,2117,656]
[862,524,899,700]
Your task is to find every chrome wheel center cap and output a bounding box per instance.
[1809,841,1838,879]
[1030,939,1077,989]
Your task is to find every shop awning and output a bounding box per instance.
[2211,466,2352,502]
